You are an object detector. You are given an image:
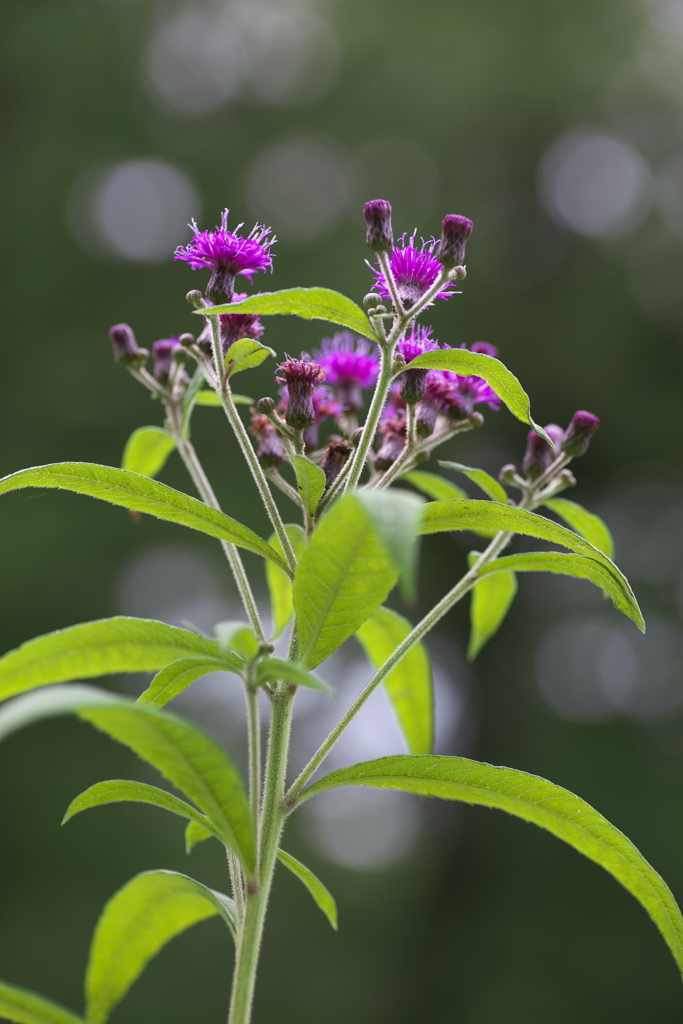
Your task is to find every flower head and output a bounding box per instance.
[250,411,284,469]
[109,323,146,365]
[363,199,394,252]
[275,357,327,429]
[370,232,457,309]
[174,210,275,304]
[436,214,473,268]
[219,292,265,354]
[562,410,600,458]
[523,424,565,479]
[396,325,441,403]
[152,337,183,384]
[310,331,380,412]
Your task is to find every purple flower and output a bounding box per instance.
[174,210,275,304]
[109,323,146,365]
[363,199,394,252]
[218,292,265,354]
[320,436,354,487]
[370,232,457,309]
[275,358,327,429]
[436,344,501,415]
[523,424,565,479]
[397,325,441,404]
[310,331,380,412]
[562,410,600,458]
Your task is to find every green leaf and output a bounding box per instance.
[0,617,242,704]
[421,499,643,630]
[299,754,683,977]
[277,849,338,931]
[408,349,550,441]
[356,606,433,754]
[356,489,424,601]
[255,658,332,695]
[195,391,252,406]
[293,495,401,669]
[137,657,238,709]
[224,337,276,377]
[265,524,307,639]
[292,455,326,519]
[62,779,220,840]
[214,621,260,660]
[466,552,517,660]
[0,685,256,873]
[0,463,289,573]
[201,287,379,343]
[477,551,641,626]
[403,470,467,501]
[85,869,236,1024]
[542,497,614,558]
[121,427,176,480]
[0,979,85,1024]
[439,460,509,504]
[185,819,214,853]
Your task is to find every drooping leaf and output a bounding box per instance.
[293,495,401,669]
[225,337,276,377]
[477,551,641,625]
[121,427,175,479]
[265,524,307,639]
[292,455,326,519]
[466,551,517,660]
[201,287,379,343]
[439,460,508,504]
[356,606,433,754]
[185,819,214,853]
[62,780,220,841]
[255,658,332,695]
[85,870,236,1024]
[299,755,683,976]
[214,621,260,660]
[356,489,424,601]
[0,979,85,1024]
[421,499,643,630]
[403,470,467,501]
[0,617,241,704]
[0,464,289,572]
[277,849,338,931]
[137,657,238,709]
[0,686,255,873]
[407,349,550,441]
[542,497,614,558]
[195,391,252,406]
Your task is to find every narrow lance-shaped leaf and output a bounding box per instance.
[299,754,683,977]
[0,617,242,704]
[476,551,639,624]
[85,870,236,1024]
[294,491,422,669]
[356,606,433,755]
[277,849,338,931]
[0,685,256,874]
[0,463,289,572]
[121,427,176,479]
[62,780,221,842]
[466,552,517,660]
[542,497,614,558]
[137,657,238,709]
[421,499,643,630]
[408,349,550,441]
[195,391,252,406]
[200,287,379,343]
[292,455,326,519]
[0,979,85,1024]
[439,460,509,504]
[265,524,307,639]
[403,470,467,501]
[255,658,332,695]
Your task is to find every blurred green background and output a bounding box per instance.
[2,0,683,1020]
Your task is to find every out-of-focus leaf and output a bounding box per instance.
[85,870,236,1024]
[195,391,252,406]
[0,979,84,1024]
[265,524,307,639]
[201,287,379,342]
[255,659,332,695]
[214,621,260,661]
[185,820,214,854]
[466,551,517,660]
[542,497,614,558]
[0,617,241,703]
[300,754,683,977]
[403,470,467,501]
[356,489,424,600]
[356,606,433,754]
[0,464,289,572]
[292,455,326,519]
[439,460,508,504]
[277,849,338,930]
[121,427,175,479]
[224,338,276,376]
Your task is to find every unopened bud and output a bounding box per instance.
[255,397,276,416]
[152,338,182,384]
[400,368,429,405]
[109,323,141,364]
[320,436,353,488]
[499,464,520,486]
[562,411,600,458]
[522,423,564,479]
[363,292,382,309]
[351,427,363,448]
[178,333,195,348]
[392,351,406,374]
[363,199,394,252]
[436,214,473,268]
[186,290,205,309]
[250,412,284,469]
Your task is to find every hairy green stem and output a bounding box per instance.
[246,684,262,831]
[343,343,395,492]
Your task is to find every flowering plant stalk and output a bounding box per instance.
[0,200,680,1024]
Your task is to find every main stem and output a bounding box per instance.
[343,342,395,492]
[227,687,295,1024]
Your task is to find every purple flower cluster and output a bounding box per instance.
[174,210,275,303]
[370,232,458,309]
[309,332,380,412]
[218,292,265,354]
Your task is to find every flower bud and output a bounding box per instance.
[320,436,353,488]
[109,323,141,364]
[275,359,326,429]
[399,368,429,405]
[522,423,564,479]
[186,290,205,308]
[178,333,195,347]
[363,199,394,252]
[562,410,600,458]
[375,413,406,471]
[436,214,473,268]
[363,292,382,309]
[250,412,284,469]
[255,396,276,416]
[152,338,183,384]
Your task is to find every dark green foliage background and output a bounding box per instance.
[1,0,683,1020]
